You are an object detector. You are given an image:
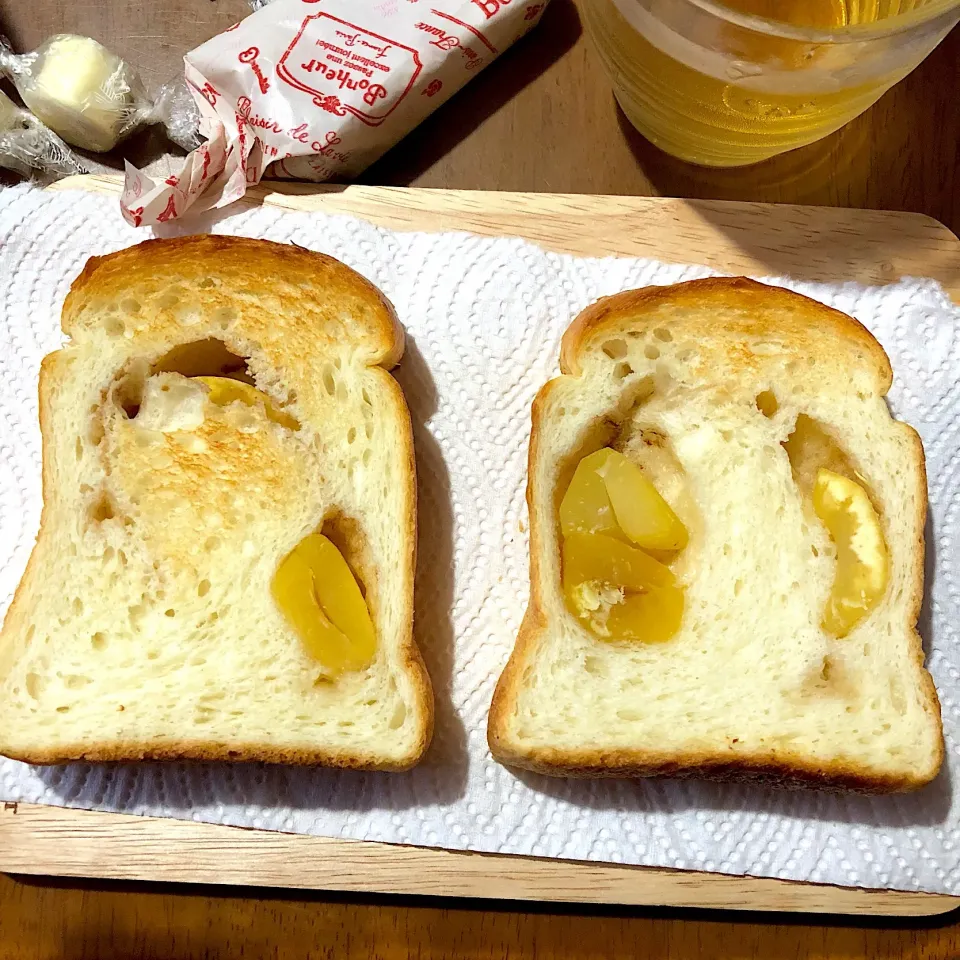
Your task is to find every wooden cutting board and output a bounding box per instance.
[3,174,959,917]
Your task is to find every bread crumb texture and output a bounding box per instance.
[0,236,432,769]
[489,278,942,792]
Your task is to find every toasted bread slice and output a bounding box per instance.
[488,278,942,792]
[0,235,432,769]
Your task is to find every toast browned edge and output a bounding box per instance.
[0,235,433,771]
[487,277,943,792]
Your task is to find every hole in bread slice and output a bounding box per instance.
[89,490,117,523]
[553,376,656,522]
[112,358,149,420]
[107,340,301,432]
[784,414,890,639]
[783,413,864,497]
[152,339,252,383]
[113,340,252,419]
[602,338,628,360]
[755,390,778,418]
[554,374,699,583]
[321,513,373,605]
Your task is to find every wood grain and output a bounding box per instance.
[366,0,960,236]
[1,0,957,226]
[7,175,956,923]
[2,0,959,949]
[2,867,959,960]
[51,174,960,296]
[4,803,957,918]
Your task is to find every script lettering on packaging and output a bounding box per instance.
[277,14,422,126]
[471,0,512,19]
[122,0,548,224]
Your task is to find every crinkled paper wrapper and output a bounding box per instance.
[121,0,548,225]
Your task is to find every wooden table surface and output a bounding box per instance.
[1,0,959,956]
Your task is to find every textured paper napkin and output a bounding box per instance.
[1,184,958,894]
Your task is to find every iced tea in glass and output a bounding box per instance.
[581,0,960,165]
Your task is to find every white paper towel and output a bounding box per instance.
[1,184,959,895]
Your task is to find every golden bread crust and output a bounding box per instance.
[559,277,892,389]
[64,235,405,368]
[488,277,942,792]
[1,236,432,769]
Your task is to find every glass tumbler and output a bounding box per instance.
[580,0,960,166]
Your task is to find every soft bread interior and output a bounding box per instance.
[489,279,942,790]
[0,237,431,768]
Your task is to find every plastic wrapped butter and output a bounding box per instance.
[0,34,154,152]
[0,89,17,132]
[0,87,86,179]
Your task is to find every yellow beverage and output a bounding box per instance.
[581,0,960,165]
[718,0,918,27]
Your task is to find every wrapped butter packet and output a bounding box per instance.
[122,0,550,226]
[0,87,86,179]
[0,34,201,154]
[0,34,149,152]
